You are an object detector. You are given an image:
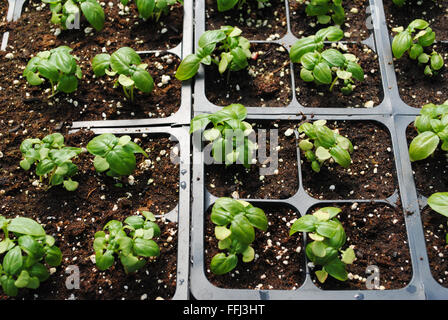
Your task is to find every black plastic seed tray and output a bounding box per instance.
[8,0,193,127]
[70,125,191,300]
[190,113,429,299]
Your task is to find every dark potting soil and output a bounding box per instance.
[301,120,398,200]
[384,0,448,41]
[289,0,370,42]
[0,130,180,300]
[205,0,287,40]
[0,0,7,32]
[394,43,448,108]
[309,203,412,290]
[7,0,183,51]
[204,203,306,290]
[420,206,448,288]
[205,120,299,200]
[406,123,448,198]
[295,43,384,108]
[204,43,292,107]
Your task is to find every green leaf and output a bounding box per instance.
[118,74,135,87]
[315,269,328,283]
[428,192,448,218]
[330,145,352,168]
[230,214,255,245]
[198,30,226,48]
[215,226,231,240]
[131,68,154,93]
[45,246,62,267]
[3,246,23,275]
[324,258,348,281]
[316,125,336,148]
[18,235,45,259]
[119,254,146,273]
[29,263,50,282]
[63,178,79,191]
[175,54,201,80]
[392,31,412,59]
[341,247,356,264]
[0,239,15,254]
[87,133,119,157]
[311,241,327,258]
[15,270,31,288]
[110,47,141,75]
[96,251,115,270]
[105,145,137,176]
[217,0,239,11]
[431,53,444,71]
[315,146,331,161]
[133,238,160,257]
[316,220,339,238]
[91,53,111,76]
[409,44,424,60]
[211,197,245,225]
[57,74,78,93]
[290,215,318,235]
[135,0,155,19]
[80,0,105,31]
[322,49,346,68]
[241,246,255,263]
[290,36,319,63]
[210,253,238,275]
[1,277,18,297]
[244,207,268,231]
[8,217,46,236]
[409,131,440,161]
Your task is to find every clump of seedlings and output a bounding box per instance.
[94,211,161,273]
[86,133,148,177]
[216,0,269,12]
[427,192,448,243]
[408,102,448,162]
[23,46,82,96]
[42,0,105,31]
[175,26,251,81]
[290,26,364,94]
[0,216,62,296]
[209,198,268,275]
[120,0,182,21]
[300,0,345,25]
[290,207,356,283]
[190,104,257,168]
[19,133,82,191]
[92,47,154,102]
[392,19,444,76]
[298,120,353,173]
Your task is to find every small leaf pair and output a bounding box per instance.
[302,0,345,26]
[210,198,268,275]
[92,47,154,101]
[216,0,269,12]
[298,120,353,173]
[290,207,355,283]
[120,0,181,21]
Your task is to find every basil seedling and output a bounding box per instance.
[94,211,161,273]
[290,207,356,283]
[210,198,268,275]
[190,104,257,168]
[19,133,82,191]
[42,0,105,31]
[298,120,353,173]
[392,19,444,76]
[0,216,62,297]
[216,0,269,12]
[408,102,448,161]
[300,0,345,25]
[427,192,448,243]
[392,0,406,6]
[92,47,154,102]
[86,133,148,177]
[23,46,82,96]
[120,0,182,21]
[290,26,364,94]
[175,26,251,81]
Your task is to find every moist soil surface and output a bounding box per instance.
[406,123,448,198]
[0,130,180,300]
[420,207,448,288]
[0,0,7,33]
[394,43,448,108]
[6,0,183,51]
[204,43,292,107]
[204,203,305,290]
[384,0,448,40]
[295,43,384,108]
[205,120,299,200]
[301,120,398,200]
[289,0,370,42]
[205,0,287,41]
[309,203,412,290]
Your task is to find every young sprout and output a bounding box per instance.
[86,133,148,177]
[190,104,257,168]
[19,133,82,191]
[298,120,353,173]
[91,47,154,102]
[427,192,448,244]
[0,216,62,297]
[23,46,82,97]
[392,19,444,76]
[392,0,406,6]
[175,26,251,81]
[42,0,105,31]
[290,207,356,283]
[94,211,161,273]
[408,102,448,162]
[120,0,182,21]
[216,0,269,12]
[210,198,268,275]
[300,0,345,25]
[290,26,364,94]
